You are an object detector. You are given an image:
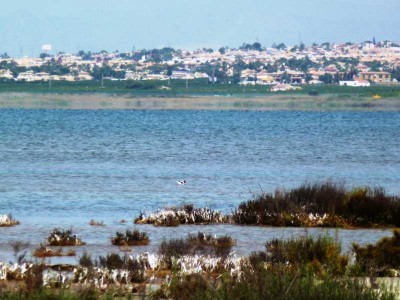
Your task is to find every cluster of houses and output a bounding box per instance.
[0,41,399,90]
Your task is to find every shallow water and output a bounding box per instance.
[0,109,399,262]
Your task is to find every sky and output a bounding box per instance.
[0,0,399,56]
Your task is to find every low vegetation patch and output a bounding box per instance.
[1,234,399,299]
[111,229,150,246]
[352,229,400,276]
[33,244,76,258]
[152,234,397,299]
[0,214,20,227]
[159,232,235,268]
[89,219,105,226]
[265,235,348,275]
[151,266,395,300]
[47,228,85,246]
[135,204,225,226]
[75,253,147,284]
[232,182,400,227]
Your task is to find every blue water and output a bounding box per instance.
[0,109,399,260]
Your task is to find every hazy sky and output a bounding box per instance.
[0,0,399,56]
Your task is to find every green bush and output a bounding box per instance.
[152,267,396,300]
[352,229,400,276]
[265,235,348,275]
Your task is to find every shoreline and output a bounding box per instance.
[0,92,400,110]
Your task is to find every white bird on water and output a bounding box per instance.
[177,180,187,185]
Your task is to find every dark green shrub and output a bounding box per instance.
[79,252,94,268]
[232,181,400,227]
[265,235,348,275]
[111,229,150,246]
[159,232,235,268]
[352,229,400,276]
[98,253,124,270]
[152,267,395,300]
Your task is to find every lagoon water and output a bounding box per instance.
[0,109,399,261]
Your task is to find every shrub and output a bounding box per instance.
[158,232,235,268]
[98,253,124,270]
[79,252,94,268]
[9,241,30,264]
[96,253,146,282]
[111,229,150,246]
[152,267,395,300]
[24,263,45,295]
[344,187,399,226]
[47,228,85,246]
[352,229,400,276]
[231,181,400,227]
[265,235,348,275]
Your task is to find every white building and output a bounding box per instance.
[339,80,370,87]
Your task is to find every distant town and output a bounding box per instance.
[1,40,400,92]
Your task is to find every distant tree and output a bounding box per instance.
[334,72,340,83]
[305,74,313,82]
[319,73,334,84]
[218,47,226,55]
[77,50,93,60]
[281,72,291,83]
[299,42,305,52]
[343,69,358,81]
[252,42,262,51]
[364,60,383,72]
[391,67,400,81]
[321,42,331,50]
[39,53,50,59]
[0,52,10,59]
[167,65,174,77]
[264,63,277,73]
[276,43,287,50]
